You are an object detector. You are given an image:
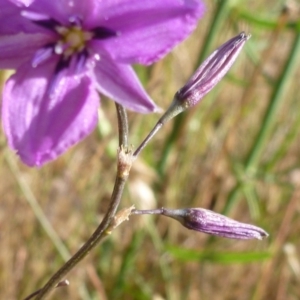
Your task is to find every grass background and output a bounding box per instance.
[1,0,300,299]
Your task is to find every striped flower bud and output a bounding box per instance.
[160,32,250,124]
[176,32,250,107]
[162,208,268,240]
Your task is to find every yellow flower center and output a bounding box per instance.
[55,26,93,57]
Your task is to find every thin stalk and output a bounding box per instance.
[23,281,69,300]
[223,31,300,214]
[195,0,230,68]
[29,105,130,299]
[133,122,163,157]
[5,145,91,299]
[245,32,300,172]
[5,150,70,261]
[35,175,127,299]
[131,209,164,215]
[265,107,300,171]
[133,97,186,158]
[115,103,129,147]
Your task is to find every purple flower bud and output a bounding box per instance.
[177,32,250,107]
[162,208,268,240]
[159,32,250,124]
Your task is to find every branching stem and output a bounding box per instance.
[27,104,130,300]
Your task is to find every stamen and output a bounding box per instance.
[56,26,69,36]
[31,44,55,67]
[23,11,117,76]
[55,26,92,57]
[31,45,53,68]
[21,10,52,22]
[76,49,89,73]
[54,42,67,55]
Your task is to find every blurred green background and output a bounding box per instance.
[1,0,300,299]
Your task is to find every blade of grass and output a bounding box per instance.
[4,150,93,300]
[224,30,300,214]
[167,246,271,264]
[111,231,146,298]
[237,9,299,31]
[4,150,70,261]
[146,216,176,300]
[264,99,300,171]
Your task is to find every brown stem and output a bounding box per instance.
[35,174,127,299]
[23,280,69,300]
[115,103,129,147]
[26,105,130,300]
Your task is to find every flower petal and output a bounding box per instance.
[22,0,101,26]
[92,0,205,65]
[93,53,158,113]
[2,59,99,166]
[0,0,43,34]
[0,32,53,69]
[9,0,34,6]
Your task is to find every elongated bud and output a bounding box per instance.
[160,32,250,123]
[132,33,251,158]
[162,208,268,240]
[177,32,250,107]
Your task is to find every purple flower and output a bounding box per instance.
[0,0,205,166]
[162,208,268,240]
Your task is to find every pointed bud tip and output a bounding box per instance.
[239,32,251,41]
[256,229,269,240]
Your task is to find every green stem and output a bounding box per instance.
[245,32,300,173]
[115,103,129,147]
[265,107,300,171]
[5,151,70,261]
[195,0,230,68]
[224,31,300,214]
